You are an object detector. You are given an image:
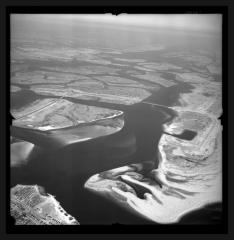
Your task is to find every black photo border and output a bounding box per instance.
[0,0,232,239]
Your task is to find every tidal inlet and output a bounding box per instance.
[10,13,222,225]
[85,82,222,224]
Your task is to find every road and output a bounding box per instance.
[142,101,171,109]
[14,94,67,121]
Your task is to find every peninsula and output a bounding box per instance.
[84,80,222,224]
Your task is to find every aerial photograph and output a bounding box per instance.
[10,13,222,226]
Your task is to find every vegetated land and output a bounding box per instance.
[137,62,182,71]
[84,71,222,224]
[11,46,112,65]
[93,75,156,90]
[11,67,156,105]
[132,72,177,87]
[12,70,92,85]
[29,84,152,105]
[40,65,121,75]
[114,57,146,63]
[121,45,165,53]
[12,98,123,131]
[175,72,213,83]
[11,98,125,148]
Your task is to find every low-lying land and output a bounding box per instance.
[11,46,112,65]
[40,65,121,76]
[11,98,125,148]
[29,85,152,105]
[12,98,123,131]
[132,72,177,87]
[137,62,182,71]
[11,68,155,105]
[122,45,165,53]
[162,51,221,76]
[84,79,222,224]
[162,52,213,67]
[174,72,213,83]
[207,64,222,75]
[173,81,222,117]
[93,75,156,90]
[114,58,146,63]
[11,184,79,225]
[12,70,92,85]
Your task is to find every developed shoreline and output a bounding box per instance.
[11,185,79,225]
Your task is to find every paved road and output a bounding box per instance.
[15,94,66,121]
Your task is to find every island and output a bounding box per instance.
[11,98,124,148]
[132,72,177,87]
[11,45,113,65]
[11,68,154,105]
[29,85,152,105]
[174,72,214,83]
[93,75,156,90]
[137,62,182,71]
[114,58,146,63]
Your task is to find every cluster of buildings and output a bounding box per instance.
[11,185,79,225]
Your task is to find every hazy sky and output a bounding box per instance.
[64,14,222,33]
[12,14,222,34]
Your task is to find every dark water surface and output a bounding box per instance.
[11,99,170,224]
[167,129,197,141]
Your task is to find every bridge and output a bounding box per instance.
[142,101,172,109]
